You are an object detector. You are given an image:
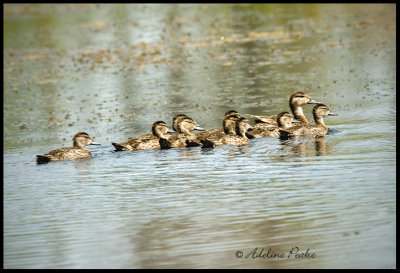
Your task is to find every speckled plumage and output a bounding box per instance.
[247,112,295,138]
[159,117,205,149]
[201,117,251,148]
[195,110,241,141]
[246,91,320,126]
[111,120,173,151]
[280,104,337,137]
[111,114,191,151]
[36,132,100,164]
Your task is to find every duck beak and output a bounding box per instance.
[307,97,321,104]
[90,141,101,145]
[167,129,176,133]
[292,120,300,124]
[194,126,206,131]
[328,112,338,116]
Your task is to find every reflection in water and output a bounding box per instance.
[278,135,332,158]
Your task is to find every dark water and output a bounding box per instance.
[4,4,395,269]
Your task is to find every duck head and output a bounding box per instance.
[151,121,171,138]
[276,112,294,128]
[312,103,338,125]
[176,117,205,134]
[290,91,320,106]
[73,132,100,148]
[223,113,241,134]
[313,104,337,118]
[172,114,189,132]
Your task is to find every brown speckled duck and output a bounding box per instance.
[280,103,337,137]
[111,119,176,151]
[195,110,241,141]
[201,117,252,148]
[159,117,205,149]
[247,111,297,138]
[111,114,187,151]
[195,113,240,145]
[36,132,100,164]
[246,91,320,125]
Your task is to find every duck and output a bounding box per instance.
[159,117,205,149]
[111,114,187,151]
[194,113,240,147]
[111,119,177,151]
[195,110,241,141]
[246,111,297,138]
[36,132,100,164]
[201,117,252,148]
[246,91,320,126]
[280,103,337,138]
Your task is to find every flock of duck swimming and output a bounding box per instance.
[36,91,337,164]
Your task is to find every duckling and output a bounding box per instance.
[36,132,100,164]
[246,91,320,125]
[195,110,241,141]
[159,117,205,149]
[196,113,240,145]
[111,120,174,151]
[247,111,296,138]
[280,103,337,138]
[201,117,252,148]
[111,114,187,151]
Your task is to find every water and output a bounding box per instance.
[4,4,396,269]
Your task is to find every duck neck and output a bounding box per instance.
[235,127,247,138]
[223,120,236,135]
[278,120,290,129]
[73,140,85,149]
[180,128,194,136]
[290,104,308,125]
[154,130,167,139]
[314,116,327,128]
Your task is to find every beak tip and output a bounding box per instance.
[195,126,206,131]
[307,99,321,104]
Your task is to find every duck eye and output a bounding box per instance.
[296,95,305,98]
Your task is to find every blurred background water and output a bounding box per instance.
[3,4,396,269]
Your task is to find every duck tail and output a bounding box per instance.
[279,129,293,140]
[36,155,51,164]
[246,131,255,139]
[111,142,127,151]
[200,139,215,149]
[186,140,201,147]
[159,138,172,149]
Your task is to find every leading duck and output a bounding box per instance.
[279,103,337,138]
[36,132,100,164]
[247,91,320,126]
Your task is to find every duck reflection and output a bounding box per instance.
[278,135,332,158]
